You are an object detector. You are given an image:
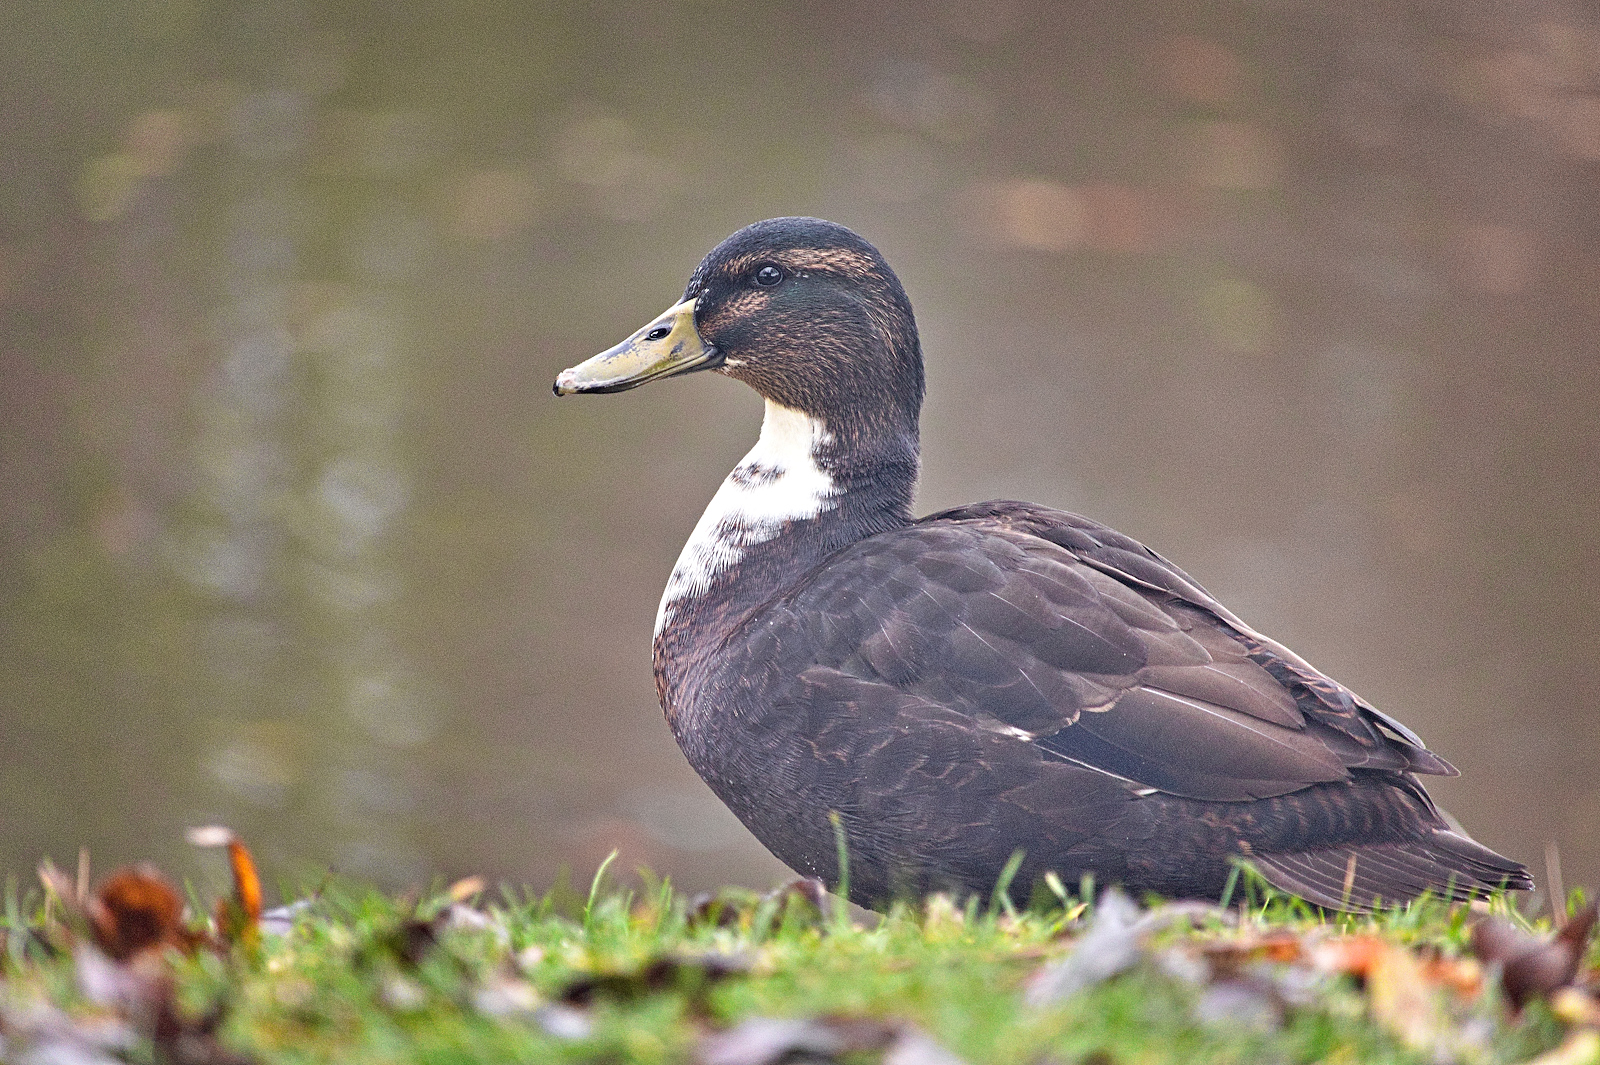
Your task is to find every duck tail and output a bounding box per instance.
[1249,830,1533,912]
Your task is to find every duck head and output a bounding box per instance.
[555,217,925,443]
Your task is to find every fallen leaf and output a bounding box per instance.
[76,940,173,1016]
[28,847,253,1065]
[697,1016,884,1065]
[1550,986,1600,1027]
[471,972,541,1017]
[1193,979,1284,1033]
[151,999,253,1065]
[442,902,510,949]
[0,997,138,1065]
[1472,902,1599,1011]
[86,865,193,962]
[448,875,486,902]
[687,888,757,930]
[883,1026,972,1065]
[1421,950,1486,1000]
[392,916,443,967]
[769,876,831,920]
[1026,888,1144,1005]
[187,826,262,946]
[696,1016,965,1065]
[535,1002,595,1040]
[1200,930,1307,974]
[1365,941,1445,1051]
[1310,934,1389,981]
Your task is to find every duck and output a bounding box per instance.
[553,216,1531,911]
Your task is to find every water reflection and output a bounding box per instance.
[166,22,435,884]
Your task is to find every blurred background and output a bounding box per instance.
[3,0,1598,904]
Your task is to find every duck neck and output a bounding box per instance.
[652,398,918,710]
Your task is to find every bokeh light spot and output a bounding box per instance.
[1559,95,1600,160]
[1196,276,1275,353]
[1192,121,1280,189]
[78,154,143,221]
[450,168,540,242]
[864,61,991,142]
[1161,35,1243,105]
[1452,223,1539,294]
[209,734,296,808]
[555,113,679,221]
[127,110,190,177]
[315,456,410,550]
[993,178,1087,252]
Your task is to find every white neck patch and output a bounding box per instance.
[655,399,836,636]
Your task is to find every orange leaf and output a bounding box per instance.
[188,825,263,944]
[87,864,193,961]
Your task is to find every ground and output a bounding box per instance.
[1,842,1596,1065]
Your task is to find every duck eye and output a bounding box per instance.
[753,264,784,288]
[645,325,672,341]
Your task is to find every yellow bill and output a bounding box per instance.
[553,297,719,395]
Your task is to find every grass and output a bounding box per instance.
[0,861,1592,1065]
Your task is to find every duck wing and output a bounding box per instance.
[744,500,1450,804]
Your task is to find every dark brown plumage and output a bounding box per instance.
[554,217,1531,911]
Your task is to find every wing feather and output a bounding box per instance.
[748,502,1454,805]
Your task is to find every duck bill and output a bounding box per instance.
[553,297,720,395]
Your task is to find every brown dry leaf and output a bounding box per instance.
[687,887,764,930]
[29,848,254,1065]
[86,864,196,962]
[1311,934,1390,981]
[1200,930,1307,975]
[1472,902,1599,1011]
[1175,928,1334,1034]
[766,876,831,920]
[1311,934,1479,1052]
[74,952,250,1064]
[1421,950,1486,1000]
[393,913,446,967]
[380,895,502,969]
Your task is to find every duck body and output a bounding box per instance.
[556,217,1531,910]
